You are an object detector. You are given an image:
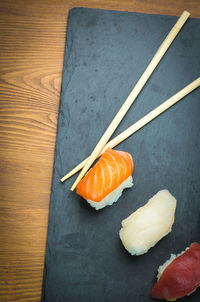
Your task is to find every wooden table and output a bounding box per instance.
[0,1,199,301]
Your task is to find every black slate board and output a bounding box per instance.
[42,8,200,302]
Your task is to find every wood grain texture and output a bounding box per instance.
[0,0,199,301]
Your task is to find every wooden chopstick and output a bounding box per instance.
[61,77,200,183]
[70,11,190,191]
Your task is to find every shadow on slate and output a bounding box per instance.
[42,7,200,302]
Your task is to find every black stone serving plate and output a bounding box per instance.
[42,8,200,302]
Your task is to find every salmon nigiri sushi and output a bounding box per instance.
[76,148,134,210]
[152,242,200,300]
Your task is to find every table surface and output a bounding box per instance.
[0,0,199,301]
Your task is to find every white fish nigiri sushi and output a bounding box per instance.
[76,148,134,210]
[119,189,177,255]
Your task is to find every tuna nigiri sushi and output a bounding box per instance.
[119,190,177,255]
[76,148,134,210]
[152,242,200,300]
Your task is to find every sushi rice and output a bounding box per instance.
[87,176,133,210]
